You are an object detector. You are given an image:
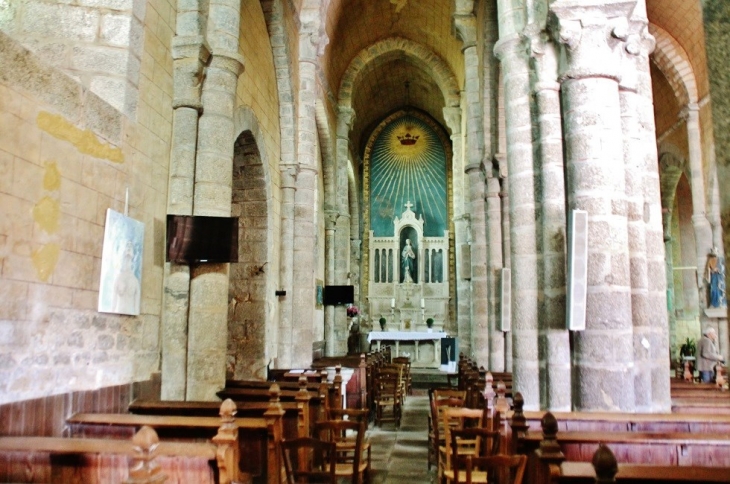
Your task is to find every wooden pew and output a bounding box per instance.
[519,412,730,470]
[66,392,285,484]
[0,421,237,483]
[529,429,730,484]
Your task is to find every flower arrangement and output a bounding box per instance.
[346,305,359,318]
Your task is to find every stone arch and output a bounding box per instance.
[338,37,461,110]
[229,107,275,380]
[650,23,699,106]
[658,143,689,213]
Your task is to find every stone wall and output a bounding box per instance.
[0,0,152,116]
[0,0,173,404]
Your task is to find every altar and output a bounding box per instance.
[367,331,449,368]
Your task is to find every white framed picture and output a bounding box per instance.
[98,209,144,315]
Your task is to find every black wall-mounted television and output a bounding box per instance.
[166,215,239,264]
[323,285,354,306]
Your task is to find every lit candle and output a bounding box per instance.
[421,298,425,308]
[391,298,395,308]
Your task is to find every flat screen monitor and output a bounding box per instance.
[323,285,354,305]
[166,215,239,264]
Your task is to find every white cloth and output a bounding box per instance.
[367,331,448,342]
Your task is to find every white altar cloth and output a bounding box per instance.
[367,331,448,342]
[367,331,448,368]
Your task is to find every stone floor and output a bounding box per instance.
[367,393,437,484]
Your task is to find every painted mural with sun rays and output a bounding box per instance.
[369,113,447,237]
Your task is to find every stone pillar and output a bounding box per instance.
[702,0,730,360]
[291,165,319,366]
[498,154,512,372]
[528,28,571,411]
[324,212,338,356]
[465,163,485,360]
[550,0,636,412]
[278,166,298,367]
[486,175,505,371]
[333,107,355,355]
[161,35,209,400]
[187,55,243,400]
[455,8,484,362]
[444,107,471,343]
[685,105,715,312]
[621,11,670,411]
[494,33,540,410]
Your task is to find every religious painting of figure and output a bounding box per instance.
[98,209,145,316]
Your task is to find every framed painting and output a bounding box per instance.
[98,209,145,315]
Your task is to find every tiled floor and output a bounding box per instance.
[367,394,437,484]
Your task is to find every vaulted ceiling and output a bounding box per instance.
[319,0,709,159]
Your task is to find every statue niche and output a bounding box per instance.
[368,201,450,331]
[400,228,417,283]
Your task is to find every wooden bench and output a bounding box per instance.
[67,392,286,484]
[529,431,730,484]
[519,412,730,469]
[0,411,242,483]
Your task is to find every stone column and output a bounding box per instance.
[621,11,670,411]
[497,155,512,372]
[465,163,485,360]
[161,33,209,400]
[334,107,355,354]
[685,105,715,311]
[495,33,540,410]
[486,174,505,371]
[528,28,571,411]
[701,0,730,360]
[185,0,244,399]
[324,211,338,356]
[444,107,471,342]
[291,165,318,366]
[187,56,243,400]
[550,0,636,412]
[278,166,298,367]
[455,8,485,362]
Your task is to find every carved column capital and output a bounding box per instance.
[209,51,245,76]
[172,36,211,111]
[453,13,477,48]
[494,33,530,63]
[442,107,462,135]
[549,0,637,81]
[325,210,339,231]
[281,164,299,189]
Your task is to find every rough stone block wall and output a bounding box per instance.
[0,0,173,405]
[0,0,149,116]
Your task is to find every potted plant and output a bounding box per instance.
[346,305,359,318]
[426,318,434,330]
[379,317,386,331]
[680,337,696,359]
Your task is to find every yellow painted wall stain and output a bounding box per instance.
[36,112,124,164]
[32,243,60,282]
[43,161,61,191]
[33,196,61,234]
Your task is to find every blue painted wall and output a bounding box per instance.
[369,114,448,237]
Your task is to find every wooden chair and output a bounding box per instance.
[325,408,371,483]
[439,407,483,484]
[451,453,527,484]
[314,419,366,484]
[429,394,465,470]
[392,356,412,397]
[280,436,337,484]
[374,366,403,428]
